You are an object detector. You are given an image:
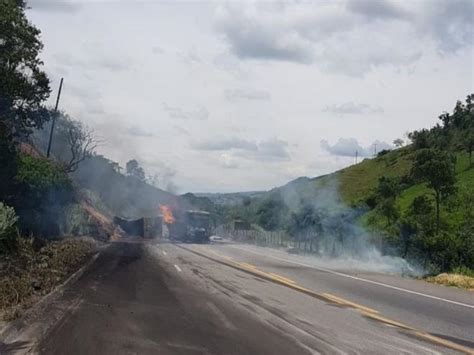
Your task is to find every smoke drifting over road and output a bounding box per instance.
[273,177,420,275]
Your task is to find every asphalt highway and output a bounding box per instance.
[2,240,473,354]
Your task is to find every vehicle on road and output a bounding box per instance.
[165,210,211,243]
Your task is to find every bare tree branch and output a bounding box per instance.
[62,123,100,173]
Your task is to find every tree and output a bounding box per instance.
[399,195,436,260]
[126,159,145,181]
[14,154,74,236]
[463,126,474,166]
[62,121,97,173]
[457,187,474,268]
[411,149,457,232]
[31,113,99,172]
[375,176,401,227]
[0,0,51,138]
[0,124,17,202]
[393,138,404,148]
[256,194,288,231]
[408,129,431,150]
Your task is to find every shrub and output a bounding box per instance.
[452,266,474,278]
[13,154,74,237]
[0,127,18,203]
[0,203,18,253]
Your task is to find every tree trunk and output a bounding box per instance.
[435,190,440,234]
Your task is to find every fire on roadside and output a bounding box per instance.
[160,205,176,224]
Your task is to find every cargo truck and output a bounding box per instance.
[164,210,211,243]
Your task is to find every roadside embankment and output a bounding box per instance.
[0,237,99,322]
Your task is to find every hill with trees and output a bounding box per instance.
[225,95,474,275]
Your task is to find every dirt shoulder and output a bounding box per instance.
[0,237,100,323]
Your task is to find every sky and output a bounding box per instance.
[26,0,473,193]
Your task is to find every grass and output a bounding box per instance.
[426,272,474,291]
[334,149,473,228]
[0,237,97,321]
[337,147,413,205]
[398,152,473,209]
[328,148,474,239]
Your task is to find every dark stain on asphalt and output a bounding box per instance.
[36,242,313,355]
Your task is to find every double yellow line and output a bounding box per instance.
[179,245,474,354]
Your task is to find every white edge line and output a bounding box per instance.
[174,264,182,272]
[230,245,474,310]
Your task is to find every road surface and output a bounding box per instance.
[2,240,473,354]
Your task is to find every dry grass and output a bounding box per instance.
[426,273,474,291]
[0,237,97,321]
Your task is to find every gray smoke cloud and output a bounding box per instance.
[275,177,421,275]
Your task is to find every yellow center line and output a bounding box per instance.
[177,245,474,354]
[361,311,474,354]
[239,262,257,269]
[322,293,379,314]
[268,273,296,284]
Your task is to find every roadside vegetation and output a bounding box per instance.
[0,236,97,321]
[0,0,189,320]
[224,95,474,282]
[0,1,103,320]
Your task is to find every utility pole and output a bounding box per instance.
[46,77,64,158]
[355,150,358,164]
[373,143,377,156]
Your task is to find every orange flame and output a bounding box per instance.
[160,205,175,224]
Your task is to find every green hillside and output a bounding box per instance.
[337,148,413,205]
[225,94,473,274]
[337,149,473,212]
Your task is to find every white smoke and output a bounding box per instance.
[274,177,423,276]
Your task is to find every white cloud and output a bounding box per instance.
[26,1,473,192]
[162,104,209,121]
[219,153,239,169]
[321,138,392,157]
[53,51,131,72]
[323,102,384,115]
[215,1,472,76]
[192,137,258,151]
[225,88,271,102]
[193,137,290,162]
[28,0,81,12]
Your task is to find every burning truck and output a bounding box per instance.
[160,205,211,243]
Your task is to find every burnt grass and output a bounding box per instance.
[0,237,97,321]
